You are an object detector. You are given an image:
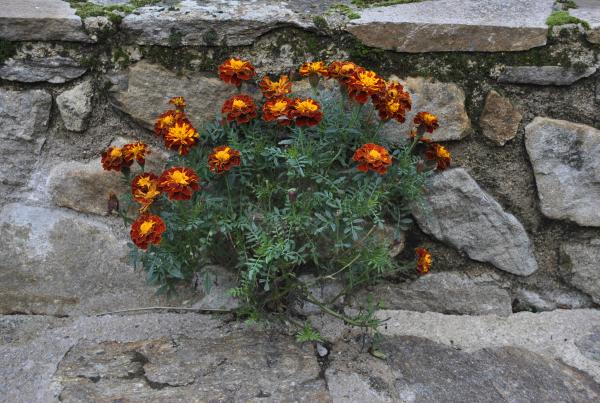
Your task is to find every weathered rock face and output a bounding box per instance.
[561,239,600,304]
[479,90,522,146]
[0,55,87,84]
[498,65,597,86]
[0,0,90,42]
[571,0,600,45]
[121,0,313,47]
[353,272,512,316]
[413,168,538,276]
[0,89,51,196]
[0,204,197,315]
[56,80,94,132]
[347,0,554,53]
[110,61,238,129]
[513,287,594,312]
[525,117,600,227]
[383,76,471,142]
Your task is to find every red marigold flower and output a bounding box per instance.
[123,142,150,166]
[415,247,432,274]
[259,75,292,99]
[221,94,257,124]
[372,81,412,123]
[218,58,256,86]
[164,120,200,155]
[208,145,241,174]
[131,173,161,205]
[168,96,186,111]
[159,167,200,200]
[425,143,451,171]
[328,61,364,84]
[101,146,133,172]
[347,70,386,104]
[414,112,440,133]
[262,97,293,125]
[299,61,328,77]
[288,98,323,127]
[130,214,166,250]
[352,143,392,175]
[154,110,184,137]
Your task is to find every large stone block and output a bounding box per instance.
[498,66,597,86]
[347,0,554,52]
[479,90,522,146]
[0,55,87,84]
[56,79,94,132]
[560,239,600,304]
[525,117,600,227]
[413,168,538,276]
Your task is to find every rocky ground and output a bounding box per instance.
[1,0,600,401]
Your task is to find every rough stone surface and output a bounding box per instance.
[347,0,554,53]
[0,0,90,42]
[571,0,600,44]
[561,239,600,304]
[56,80,94,132]
[353,272,512,316]
[0,314,328,403]
[121,0,313,47]
[525,117,600,227]
[0,89,51,195]
[0,55,87,84]
[191,265,240,310]
[479,90,522,146]
[513,287,595,312]
[383,76,471,142]
[576,328,600,363]
[378,309,600,382]
[0,204,198,315]
[498,65,597,86]
[413,168,538,276]
[110,61,238,129]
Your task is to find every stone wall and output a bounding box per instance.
[1,0,599,317]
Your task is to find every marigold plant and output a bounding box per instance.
[101,58,451,335]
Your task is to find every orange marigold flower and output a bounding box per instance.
[259,75,292,99]
[221,94,257,124]
[131,173,161,205]
[218,58,256,86]
[262,97,293,125]
[372,81,412,123]
[123,142,150,166]
[327,61,364,83]
[299,61,328,77]
[208,145,241,174]
[347,70,386,104]
[415,247,432,274]
[159,167,200,200]
[288,98,323,127]
[168,96,186,111]
[425,143,451,171]
[101,146,133,172]
[414,112,440,133]
[164,120,200,155]
[154,110,184,137]
[352,143,392,175]
[130,214,166,250]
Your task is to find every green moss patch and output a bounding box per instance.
[546,11,590,30]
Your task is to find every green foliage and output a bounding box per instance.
[557,0,578,10]
[295,322,323,343]
[546,11,590,30]
[330,4,361,20]
[352,0,422,8]
[68,0,159,24]
[124,80,433,332]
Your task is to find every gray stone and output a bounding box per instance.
[346,0,554,53]
[571,0,600,44]
[0,314,329,402]
[121,0,313,47]
[0,89,51,195]
[0,0,90,42]
[413,168,538,276]
[383,76,471,142]
[479,90,522,146]
[295,275,345,316]
[0,55,87,84]
[110,61,239,129]
[0,204,199,316]
[377,309,600,382]
[191,265,240,310]
[525,117,600,227]
[576,328,600,363]
[561,239,600,304]
[498,65,597,86]
[513,287,595,312]
[353,272,512,316]
[56,80,94,132]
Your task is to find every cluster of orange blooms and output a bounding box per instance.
[101,57,446,273]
